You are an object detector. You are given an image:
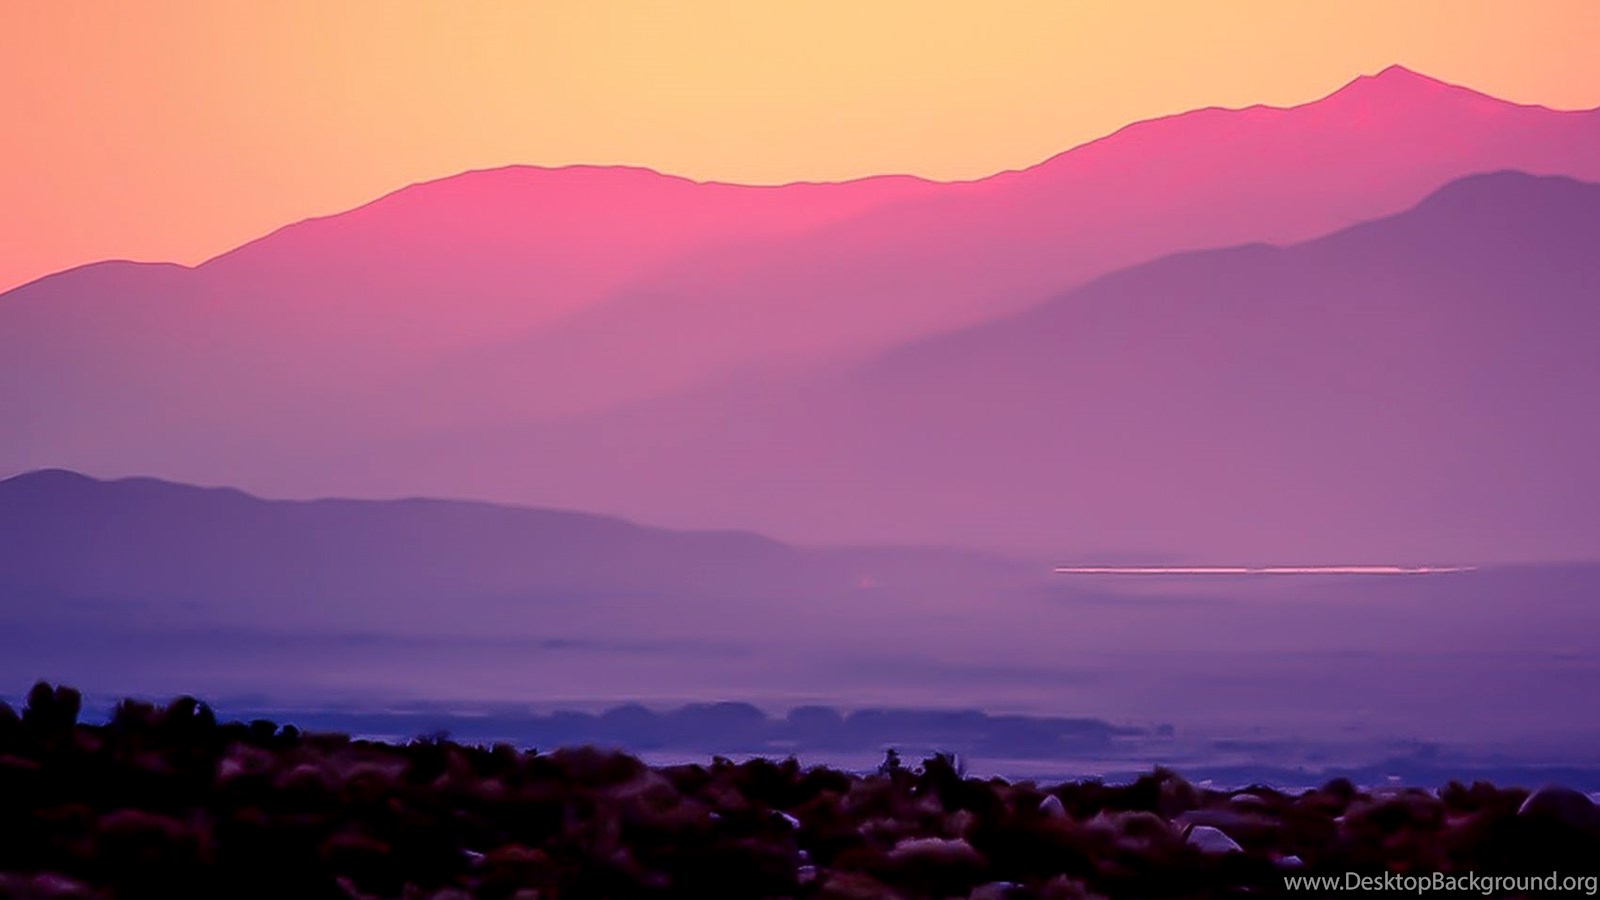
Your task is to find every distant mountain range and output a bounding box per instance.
[0,468,1022,638]
[6,468,1600,756]
[0,467,1041,714]
[5,67,1600,561]
[291,171,1600,563]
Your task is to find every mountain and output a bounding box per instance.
[8,67,1600,486]
[0,469,1023,638]
[356,172,1600,564]
[435,66,1600,421]
[0,168,938,474]
[6,473,1600,751]
[0,468,1039,708]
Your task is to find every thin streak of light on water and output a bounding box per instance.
[1053,565,1478,575]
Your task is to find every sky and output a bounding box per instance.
[3,1,1599,294]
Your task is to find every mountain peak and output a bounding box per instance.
[1350,64,1446,88]
[1322,64,1488,107]
[1367,63,1436,83]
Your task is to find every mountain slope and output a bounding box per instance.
[0,168,938,474]
[413,66,1600,421]
[0,469,1024,638]
[6,474,1600,744]
[8,67,1600,486]
[362,172,1600,563]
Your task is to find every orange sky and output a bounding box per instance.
[3,0,1598,293]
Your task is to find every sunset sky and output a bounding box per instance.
[3,0,1599,293]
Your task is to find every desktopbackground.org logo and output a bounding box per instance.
[1284,871,1600,895]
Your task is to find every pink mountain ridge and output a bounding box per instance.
[6,65,1600,563]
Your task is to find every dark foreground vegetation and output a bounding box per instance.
[2,684,1599,900]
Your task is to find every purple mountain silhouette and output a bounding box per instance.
[444,66,1600,420]
[7,66,1600,485]
[349,172,1600,564]
[0,468,1020,637]
[8,470,1600,742]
